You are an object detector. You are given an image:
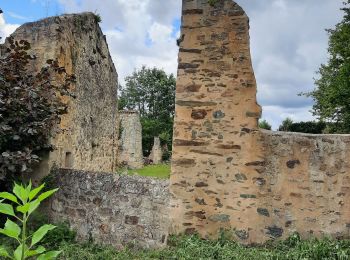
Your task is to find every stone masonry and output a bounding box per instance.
[170,0,263,240]
[47,169,170,249]
[1,13,119,183]
[170,0,350,244]
[259,131,350,241]
[149,137,163,164]
[119,111,143,169]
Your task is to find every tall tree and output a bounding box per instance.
[304,1,350,133]
[119,66,176,156]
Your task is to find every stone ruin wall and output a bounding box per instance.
[119,111,143,169]
[170,0,350,244]
[1,13,119,183]
[1,0,349,248]
[47,169,170,249]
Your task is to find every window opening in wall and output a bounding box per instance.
[65,152,74,168]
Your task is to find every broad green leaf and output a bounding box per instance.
[38,189,58,202]
[0,192,18,204]
[28,199,40,215]
[0,219,21,240]
[16,203,30,214]
[0,246,10,258]
[13,183,29,204]
[31,224,56,247]
[0,228,19,240]
[37,250,61,260]
[25,246,46,257]
[16,199,40,215]
[29,183,45,201]
[0,203,15,216]
[14,244,23,260]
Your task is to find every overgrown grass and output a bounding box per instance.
[58,233,350,260]
[2,221,349,260]
[128,164,171,179]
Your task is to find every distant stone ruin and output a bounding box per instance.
[170,0,350,244]
[119,111,143,169]
[149,137,163,164]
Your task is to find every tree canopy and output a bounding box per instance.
[278,118,326,134]
[119,66,176,156]
[304,1,350,133]
[259,119,272,130]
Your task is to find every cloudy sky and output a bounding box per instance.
[0,0,344,129]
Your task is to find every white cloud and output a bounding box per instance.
[6,0,344,129]
[59,0,181,84]
[59,0,343,128]
[0,14,19,43]
[235,0,343,127]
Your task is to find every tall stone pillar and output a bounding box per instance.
[170,0,264,242]
[119,111,144,169]
[149,137,163,165]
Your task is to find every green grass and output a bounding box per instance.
[2,222,350,260]
[128,164,171,179]
[58,233,350,260]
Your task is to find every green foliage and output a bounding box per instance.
[127,164,170,179]
[278,118,327,134]
[0,38,73,185]
[303,1,350,133]
[119,66,176,155]
[40,222,76,250]
[56,233,350,260]
[0,181,60,259]
[278,117,294,132]
[259,119,272,130]
[290,121,326,134]
[208,0,219,6]
[94,14,102,23]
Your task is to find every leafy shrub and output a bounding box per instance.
[0,181,60,259]
[0,38,74,185]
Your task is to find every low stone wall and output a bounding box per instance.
[47,169,170,249]
[259,130,350,240]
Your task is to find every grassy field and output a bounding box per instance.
[127,164,171,179]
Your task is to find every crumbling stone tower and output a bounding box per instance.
[171,0,263,240]
[1,13,119,181]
